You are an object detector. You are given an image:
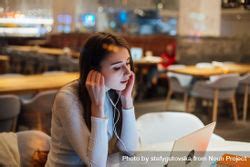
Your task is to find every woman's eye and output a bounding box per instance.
[126,62,130,66]
[113,67,121,71]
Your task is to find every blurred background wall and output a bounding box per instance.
[0,0,250,63]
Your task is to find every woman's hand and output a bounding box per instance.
[86,70,105,118]
[118,71,135,109]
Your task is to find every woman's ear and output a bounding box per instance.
[91,66,101,72]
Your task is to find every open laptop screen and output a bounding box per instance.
[130,47,143,61]
[166,122,216,167]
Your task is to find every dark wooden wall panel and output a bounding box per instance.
[46,33,176,57]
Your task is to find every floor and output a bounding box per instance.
[134,97,250,142]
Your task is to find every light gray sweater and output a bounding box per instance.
[45,81,138,166]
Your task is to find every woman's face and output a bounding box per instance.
[166,45,174,53]
[100,47,131,91]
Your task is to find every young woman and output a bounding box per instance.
[45,32,138,166]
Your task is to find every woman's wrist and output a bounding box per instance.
[121,97,133,109]
[91,104,105,118]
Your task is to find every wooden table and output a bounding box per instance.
[168,63,250,78]
[0,72,79,94]
[8,45,80,58]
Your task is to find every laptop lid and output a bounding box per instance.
[130,47,143,61]
[166,122,216,167]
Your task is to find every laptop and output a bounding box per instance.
[130,47,143,61]
[165,122,216,167]
[109,122,216,166]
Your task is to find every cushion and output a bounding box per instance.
[0,132,20,166]
[16,130,51,167]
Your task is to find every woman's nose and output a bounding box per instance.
[123,65,131,75]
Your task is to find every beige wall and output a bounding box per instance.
[52,0,76,33]
[177,36,250,65]
[178,0,221,37]
[221,13,250,37]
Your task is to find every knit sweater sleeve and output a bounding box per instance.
[117,107,139,154]
[54,91,109,166]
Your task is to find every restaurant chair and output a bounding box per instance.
[8,51,23,73]
[136,112,224,147]
[166,65,193,112]
[58,55,79,72]
[22,53,37,74]
[190,74,240,122]
[39,54,58,73]
[0,95,21,132]
[18,90,57,134]
[237,73,250,121]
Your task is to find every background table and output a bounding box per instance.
[168,64,250,78]
[0,72,78,94]
[8,45,80,58]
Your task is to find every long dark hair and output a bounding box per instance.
[78,32,134,134]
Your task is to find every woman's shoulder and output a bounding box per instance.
[57,80,79,99]
[53,80,82,110]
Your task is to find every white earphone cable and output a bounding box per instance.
[107,92,129,153]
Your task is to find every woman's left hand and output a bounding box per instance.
[118,71,135,109]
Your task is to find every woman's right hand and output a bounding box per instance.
[86,70,105,118]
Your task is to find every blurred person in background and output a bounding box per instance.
[158,43,176,71]
[146,43,176,97]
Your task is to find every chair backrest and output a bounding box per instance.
[167,73,193,88]
[136,112,205,146]
[0,95,20,132]
[240,73,250,85]
[136,112,224,147]
[20,90,57,133]
[208,73,240,89]
[58,56,79,72]
[167,76,187,93]
[237,73,250,94]
[22,90,57,112]
[167,65,193,87]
